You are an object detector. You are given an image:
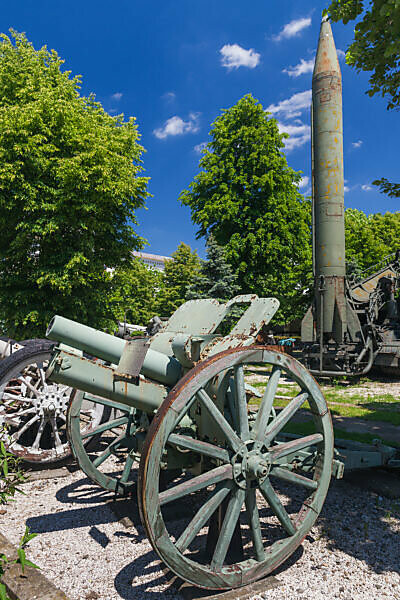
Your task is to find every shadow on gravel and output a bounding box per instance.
[313,479,400,577]
[114,549,179,599]
[26,503,117,534]
[55,477,117,504]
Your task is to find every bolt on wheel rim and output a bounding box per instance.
[139,346,333,590]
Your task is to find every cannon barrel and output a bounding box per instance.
[46,349,168,413]
[46,315,182,386]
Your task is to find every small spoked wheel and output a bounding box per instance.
[0,341,103,464]
[139,346,333,590]
[67,392,140,494]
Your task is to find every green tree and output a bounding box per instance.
[345,208,400,271]
[179,95,312,322]
[186,234,239,302]
[156,243,200,317]
[0,31,148,338]
[327,2,400,199]
[327,0,400,110]
[107,259,164,327]
[372,177,400,199]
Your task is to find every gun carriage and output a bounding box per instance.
[43,294,337,590]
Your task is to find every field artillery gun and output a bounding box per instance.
[44,294,340,590]
[0,338,106,464]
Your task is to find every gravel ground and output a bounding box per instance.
[1,466,399,600]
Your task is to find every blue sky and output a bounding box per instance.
[3,1,399,257]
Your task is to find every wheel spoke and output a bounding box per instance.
[270,466,318,490]
[259,478,296,536]
[210,487,246,569]
[172,394,198,430]
[269,434,324,462]
[49,416,63,449]
[92,434,124,467]
[159,464,233,506]
[38,368,47,388]
[233,365,249,440]
[227,380,238,431]
[263,392,308,445]
[120,453,135,483]
[167,433,230,463]
[2,393,33,403]
[19,376,41,397]
[175,482,232,553]
[10,414,40,442]
[196,389,242,452]
[252,367,281,440]
[32,417,47,449]
[80,416,129,440]
[245,488,265,561]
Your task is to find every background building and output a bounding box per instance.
[131,251,171,272]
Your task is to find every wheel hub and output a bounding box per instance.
[33,384,69,417]
[232,441,271,489]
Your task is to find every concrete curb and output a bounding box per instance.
[0,532,69,600]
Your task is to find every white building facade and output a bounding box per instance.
[131,251,171,272]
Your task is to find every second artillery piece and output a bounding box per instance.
[45,294,338,591]
[300,17,400,377]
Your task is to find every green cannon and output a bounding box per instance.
[46,294,336,591]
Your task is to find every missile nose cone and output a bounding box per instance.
[313,17,341,80]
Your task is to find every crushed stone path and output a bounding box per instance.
[0,467,399,600]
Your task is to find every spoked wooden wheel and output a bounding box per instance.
[0,342,103,464]
[139,346,333,590]
[67,392,139,494]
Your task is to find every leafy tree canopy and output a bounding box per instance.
[345,208,400,272]
[155,243,200,317]
[186,234,240,302]
[107,259,163,328]
[0,31,148,338]
[372,177,400,199]
[326,1,400,110]
[179,94,312,323]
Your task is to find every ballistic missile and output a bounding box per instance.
[302,17,347,343]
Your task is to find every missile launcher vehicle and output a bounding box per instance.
[300,18,400,377]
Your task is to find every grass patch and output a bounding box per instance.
[249,394,400,425]
[282,421,400,448]
[249,381,298,396]
[328,404,400,425]
[322,390,399,406]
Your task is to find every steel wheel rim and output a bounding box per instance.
[139,346,333,590]
[0,350,103,463]
[67,392,136,493]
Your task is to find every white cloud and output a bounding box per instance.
[153,113,200,140]
[220,44,260,69]
[283,58,314,78]
[194,142,207,154]
[111,92,123,101]
[298,175,309,189]
[273,17,311,42]
[162,91,176,102]
[267,90,311,119]
[278,121,311,152]
[337,49,346,60]
[362,184,372,191]
[344,186,350,193]
[352,140,363,149]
